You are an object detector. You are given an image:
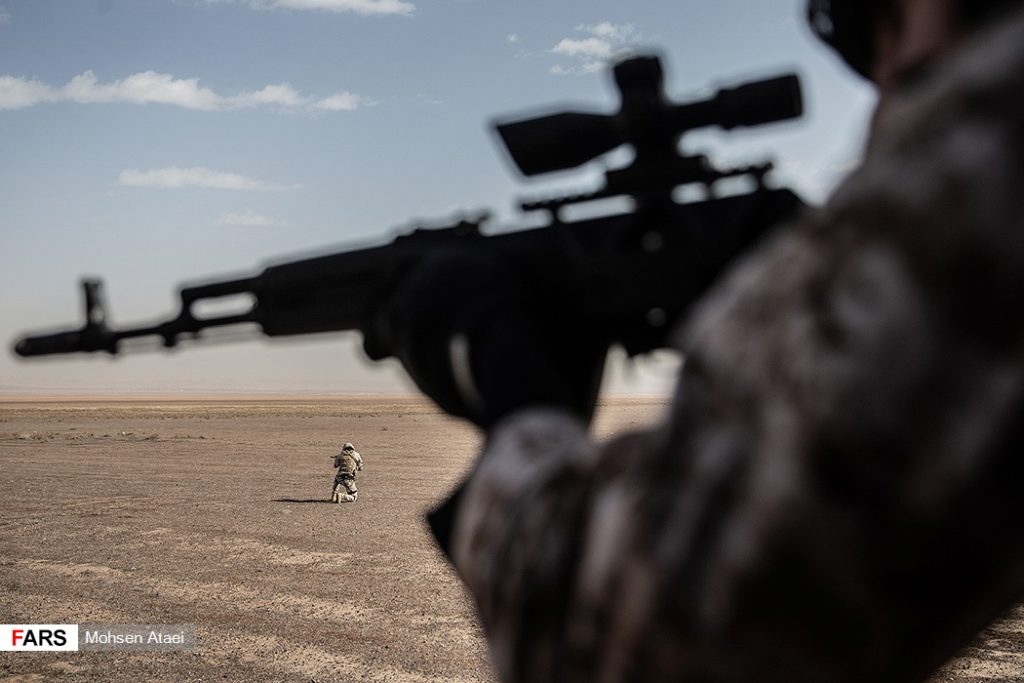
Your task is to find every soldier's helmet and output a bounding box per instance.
[807,0,1023,79]
[342,442,355,452]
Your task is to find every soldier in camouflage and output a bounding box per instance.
[331,442,363,503]
[393,0,1024,681]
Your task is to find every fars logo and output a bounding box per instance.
[0,625,79,651]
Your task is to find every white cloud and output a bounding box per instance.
[314,91,369,111]
[548,21,640,76]
[507,33,519,44]
[232,83,307,108]
[63,70,225,109]
[216,211,282,226]
[207,0,414,16]
[0,76,59,109]
[117,167,300,192]
[0,6,10,25]
[0,70,369,112]
[274,0,413,15]
[576,22,636,42]
[551,37,614,59]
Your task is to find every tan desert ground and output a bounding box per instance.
[1,397,1021,682]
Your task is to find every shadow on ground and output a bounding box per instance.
[273,498,335,504]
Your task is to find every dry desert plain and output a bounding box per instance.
[1,396,1022,682]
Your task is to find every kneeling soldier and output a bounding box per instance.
[331,442,363,503]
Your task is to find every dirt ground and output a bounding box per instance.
[0,397,1021,682]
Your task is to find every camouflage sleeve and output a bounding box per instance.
[448,12,1024,683]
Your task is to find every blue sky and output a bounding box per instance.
[0,0,875,394]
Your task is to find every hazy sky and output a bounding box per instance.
[0,0,875,395]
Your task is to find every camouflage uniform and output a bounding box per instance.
[332,442,363,503]
[445,10,1024,683]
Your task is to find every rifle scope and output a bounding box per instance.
[497,55,803,177]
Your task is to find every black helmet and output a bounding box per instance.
[807,0,1022,79]
[806,0,880,79]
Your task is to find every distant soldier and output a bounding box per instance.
[330,442,363,503]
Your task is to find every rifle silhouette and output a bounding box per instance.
[13,55,805,364]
